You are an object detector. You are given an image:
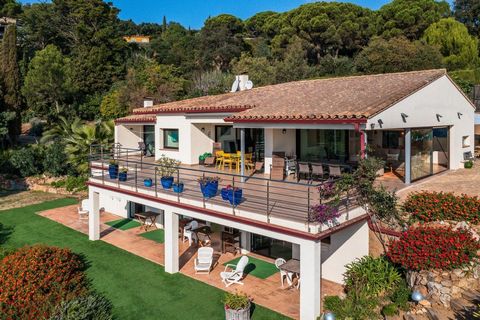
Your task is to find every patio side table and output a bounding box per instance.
[134,211,160,231]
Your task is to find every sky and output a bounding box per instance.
[19,0,449,30]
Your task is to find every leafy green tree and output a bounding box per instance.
[274,37,315,83]
[197,14,245,71]
[317,55,356,77]
[422,18,479,70]
[454,0,480,36]
[100,90,127,120]
[379,0,451,40]
[355,36,443,74]
[22,45,74,122]
[1,24,21,141]
[231,53,275,86]
[42,116,114,174]
[189,70,232,97]
[10,146,45,177]
[0,0,21,17]
[265,2,378,62]
[43,142,70,176]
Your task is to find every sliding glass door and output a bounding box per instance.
[410,127,449,181]
[143,125,155,156]
[297,129,349,162]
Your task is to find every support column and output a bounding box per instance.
[292,243,300,260]
[404,128,411,185]
[164,211,179,273]
[300,240,321,320]
[88,190,100,241]
[264,128,274,174]
[240,231,251,254]
[360,131,367,159]
[240,128,246,182]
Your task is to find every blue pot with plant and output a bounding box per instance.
[161,177,174,189]
[227,188,243,206]
[108,160,119,179]
[221,187,230,200]
[198,176,219,198]
[199,152,213,165]
[156,155,181,190]
[118,167,128,182]
[144,178,153,187]
[173,182,184,193]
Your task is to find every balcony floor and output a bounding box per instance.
[39,205,344,320]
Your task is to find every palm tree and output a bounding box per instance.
[42,117,114,174]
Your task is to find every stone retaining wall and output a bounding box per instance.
[407,265,480,307]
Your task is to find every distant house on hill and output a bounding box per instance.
[0,17,16,40]
[123,35,150,44]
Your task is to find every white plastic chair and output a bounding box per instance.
[220,255,249,287]
[275,258,293,288]
[78,199,89,220]
[183,220,198,245]
[194,247,214,274]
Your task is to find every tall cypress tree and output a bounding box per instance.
[0,24,21,141]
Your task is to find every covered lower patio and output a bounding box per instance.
[39,204,345,320]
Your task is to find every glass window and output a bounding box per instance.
[163,129,179,149]
[298,129,348,162]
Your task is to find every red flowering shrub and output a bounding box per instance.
[403,191,480,223]
[387,226,480,271]
[0,245,89,319]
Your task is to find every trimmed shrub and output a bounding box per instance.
[10,146,45,177]
[43,143,70,177]
[344,256,401,298]
[50,292,113,320]
[323,294,378,320]
[389,279,410,311]
[387,226,480,271]
[403,191,480,224]
[0,245,89,319]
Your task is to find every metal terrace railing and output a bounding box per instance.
[88,144,360,233]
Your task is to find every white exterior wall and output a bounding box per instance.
[321,220,369,284]
[273,129,296,156]
[367,75,475,170]
[115,124,143,149]
[155,114,231,164]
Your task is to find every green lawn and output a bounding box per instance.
[0,199,290,320]
[105,218,142,231]
[139,229,165,243]
[224,256,279,279]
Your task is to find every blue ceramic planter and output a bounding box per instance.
[118,172,127,182]
[221,188,229,200]
[161,177,174,189]
[173,183,184,193]
[227,188,243,206]
[144,178,153,187]
[200,181,218,198]
[108,164,118,179]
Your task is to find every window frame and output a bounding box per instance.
[163,128,179,150]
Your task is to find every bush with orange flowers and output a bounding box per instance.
[387,226,480,271]
[403,191,480,224]
[0,245,89,319]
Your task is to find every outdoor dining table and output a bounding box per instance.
[192,225,213,247]
[134,211,160,231]
[279,259,300,290]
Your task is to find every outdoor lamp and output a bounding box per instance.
[458,112,463,119]
[436,114,443,121]
[411,291,424,302]
[324,312,336,320]
[282,129,287,134]
[401,113,408,123]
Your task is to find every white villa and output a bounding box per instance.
[87,69,475,320]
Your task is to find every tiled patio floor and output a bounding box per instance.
[39,205,344,320]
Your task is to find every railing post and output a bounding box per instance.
[232,176,235,215]
[266,181,270,223]
[307,185,311,232]
[126,149,129,168]
[100,145,104,162]
[101,153,104,184]
[135,164,138,192]
[177,169,180,203]
[202,172,206,208]
[154,167,158,197]
[141,151,143,170]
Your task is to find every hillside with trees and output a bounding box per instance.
[0,0,479,184]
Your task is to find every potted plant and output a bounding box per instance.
[156,155,181,190]
[173,179,184,193]
[108,160,119,179]
[198,176,220,198]
[223,291,251,320]
[118,167,128,182]
[144,178,153,187]
[309,203,341,226]
[465,160,474,169]
[199,152,213,165]
[221,185,243,206]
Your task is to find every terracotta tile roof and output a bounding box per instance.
[131,69,447,121]
[115,114,156,124]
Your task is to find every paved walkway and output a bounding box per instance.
[39,205,343,320]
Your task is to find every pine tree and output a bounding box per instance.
[162,16,167,32]
[0,24,21,141]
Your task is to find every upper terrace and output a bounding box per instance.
[88,145,366,236]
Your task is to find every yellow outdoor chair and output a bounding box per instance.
[223,153,234,171]
[215,151,224,169]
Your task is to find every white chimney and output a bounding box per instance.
[231,75,253,92]
[143,97,154,108]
